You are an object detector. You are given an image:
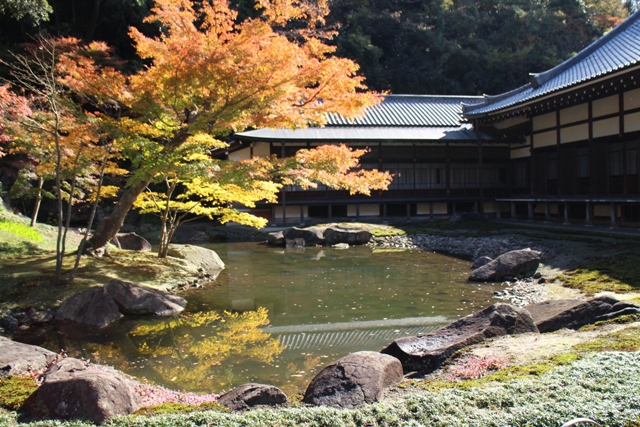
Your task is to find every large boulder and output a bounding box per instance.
[381,303,538,373]
[111,232,151,251]
[166,244,225,272]
[267,231,285,246]
[525,296,640,333]
[303,351,403,408]
[323,227,372,246]
[282,227,324,246]
[27,358,141,424]
[105,279,187,316]
[217,383,287,410]
[469,249,541,281]
[54,287,123,328]
[0,337,57,377]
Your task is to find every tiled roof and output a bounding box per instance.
[234,125,490,142]
[464,10,640,117]
[328,94,483,127]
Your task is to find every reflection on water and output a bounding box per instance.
[16,242,502,395]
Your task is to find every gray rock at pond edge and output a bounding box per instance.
[26,307,55,325]
[105,279,187,316]
[217,383,287,410]
[282,227,324,246]
[381,303,538,373]
[469,248,541,281]
[323,227,372,246]
[0,336,58,377]
[54,287,123,328]
[166,244,225,272]
[303,351,403,408]
[110,232,151,251]
[525,296,640,332]
[28,357,141,424]
[267,231,285,246]
[0,315,19,331]
[472,256,493,269]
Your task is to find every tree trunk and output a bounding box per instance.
[70,154,108,283]
[87,178,150,255]
[30,176,44,227]
[82,130,191,256]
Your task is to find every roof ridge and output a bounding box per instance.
[529,9,640,88]
[462,84,530,113]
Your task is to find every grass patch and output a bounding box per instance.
[0,376,39,411]
[134,402,229,417]
[0,221,43,242]
[573,325,640,352]
[558,254,640,294]
[411,353,582,392]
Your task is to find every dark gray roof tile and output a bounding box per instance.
[328,94,483,127]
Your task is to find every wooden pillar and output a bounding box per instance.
[445,141,451,195]
[511,202,516,220]
[281,141,287,225]
[563,201,570,225]
[356,204,360,220]
[544,202,551,222]
[383,204,387,219]
[528,202,534,220]
[328,205,333,219]
[476,121,484,214]
[300,205,304,224]
[407,203,411,221]
[586,201,593,226]
[429,202,434,220]
[611,202,618,227]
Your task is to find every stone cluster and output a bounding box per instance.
[493,277,549,307]
[369,235,555,260]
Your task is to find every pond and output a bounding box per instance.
[19,243,502,395]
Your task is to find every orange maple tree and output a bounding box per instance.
[57,0,385,255]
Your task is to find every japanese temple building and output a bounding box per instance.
[232,9,640,227]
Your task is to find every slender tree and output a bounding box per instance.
[0,37,105,284]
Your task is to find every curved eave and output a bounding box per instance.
[234,126,492,143]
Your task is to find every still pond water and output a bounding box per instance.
[24,243,503,395]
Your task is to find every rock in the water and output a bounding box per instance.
[54,287,123,328]
[472,256,493,269]
[28,358,141,424]
[381,303,538,373]
[167,244,225,272]
[105,279,187,316]
[303,351,403,408]
[0,337,58,377]
[217,383,287,410]
[285,238,305,248]
[282,227,324,246]
[332,243,350,249]
[323,227,372,246]
[525,296,640,332]
[469,249,541,281]
[267,231,284,246]
[111,232,151,251]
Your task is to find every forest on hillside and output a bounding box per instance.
[0,0,635,96]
